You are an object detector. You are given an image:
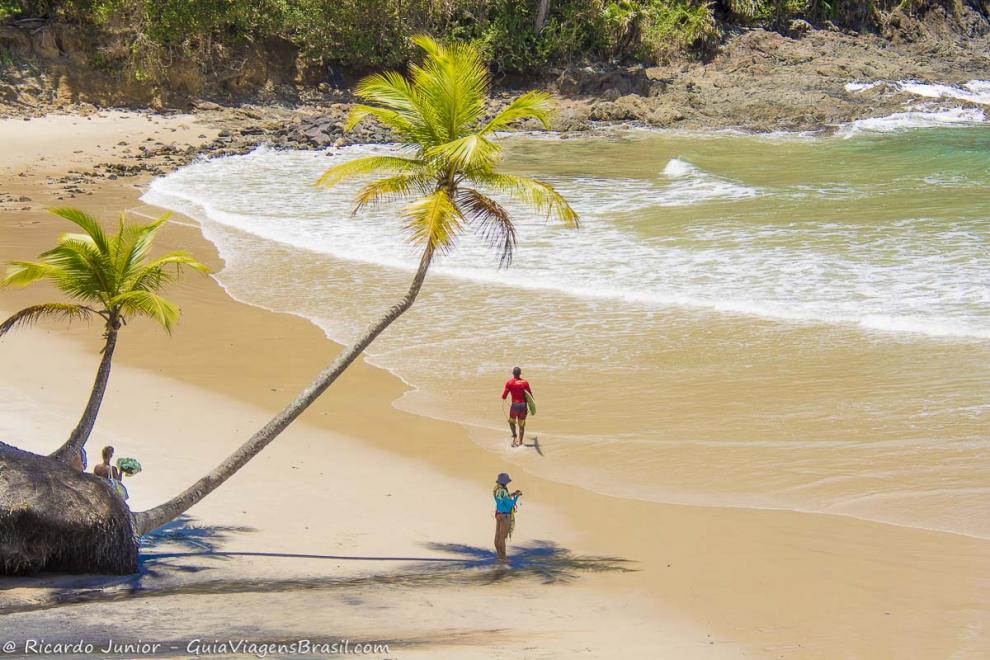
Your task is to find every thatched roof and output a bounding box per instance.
[0,442,138,575]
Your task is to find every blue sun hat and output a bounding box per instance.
[496,472,512,486]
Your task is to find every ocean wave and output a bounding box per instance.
[656,157,761,204]
[899,79,990,106]
[836,107,986,138]
[844,79,990,106]
[142,137,990,343]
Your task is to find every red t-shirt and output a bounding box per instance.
[502,378,532,404]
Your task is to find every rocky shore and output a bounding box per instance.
[2,24,987,214]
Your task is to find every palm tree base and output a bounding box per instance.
[0,442,138,575]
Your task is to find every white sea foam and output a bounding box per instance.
[899,79,990,105]
[143,139,990,343]
[655,157,761,205]
[837,107,986,137]
[844,79,990,105]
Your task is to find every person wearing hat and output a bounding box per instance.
[493,472,522,562]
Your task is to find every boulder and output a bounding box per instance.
[0,442,138,575]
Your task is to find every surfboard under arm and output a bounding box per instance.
[525,390,536,415]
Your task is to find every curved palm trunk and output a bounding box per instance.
[51,324,119,464]
[134,250,433,536]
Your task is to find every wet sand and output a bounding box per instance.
[1,113,988,658]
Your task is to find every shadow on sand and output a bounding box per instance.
[525,435,544,456]
[1,515,634,615]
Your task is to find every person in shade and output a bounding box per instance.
[501,366,533,448]
[493,472,522,563]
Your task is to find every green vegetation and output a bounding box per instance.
[0,208,209,463]
[0,1,946,78]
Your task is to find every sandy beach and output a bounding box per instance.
[2,112,989,658]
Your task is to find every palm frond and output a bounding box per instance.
[0,303,96,336]
[354,174,427,212]
[482,91,555,134]
[118,214,170,281]
[140,252,211,275]
[409,33,444,58]
[426,134,501,171]
[409,35,488,141]
[113,290,180,333]
[352,71,440,144]
[345,104,423,139]
[40,241,115,303]
[48,207,110,254]
[127,252,211,292]
[57,232,98,247]
[470,173,580,228]
[401,189,464,255]
[316,155,427,188]
[1,261,62,288]
[457,188,517,268]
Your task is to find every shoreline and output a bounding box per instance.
[188,207,990,544]
[2,112,989,657]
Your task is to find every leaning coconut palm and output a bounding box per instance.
[132,35,578,537]
[0,208,209,465]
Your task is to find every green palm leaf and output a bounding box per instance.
[129,252,212,290]
[470,172,580,227]
[114,290,180,333]
[350,71,440,144]
[118,214,170,281]
[426,134,501,170]
[354,174,429,211]
[48,207,111,254]
[2,261,62,288]
[482,91,555,134]
[0,303,96,336]
[316,155,427,188]
[401,189,464,255]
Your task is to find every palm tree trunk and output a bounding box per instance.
[50,323,119,464]
[133,249,433,536]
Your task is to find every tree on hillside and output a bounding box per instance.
[130,35,579,537]
[0,208,209,464]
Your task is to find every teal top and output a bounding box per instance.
[494,487,519,513]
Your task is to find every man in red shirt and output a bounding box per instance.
[502,366,533,448]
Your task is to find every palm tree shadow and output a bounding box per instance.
[8,539,633,615]
[136,514,258,579]
[141,514,257,553]
[524,436,544,456]
[421,540,631,584]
